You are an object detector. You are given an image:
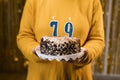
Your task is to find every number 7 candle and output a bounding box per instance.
[50,16,58,36]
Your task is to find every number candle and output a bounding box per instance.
[50,16,58,36]
[65,17,73,37]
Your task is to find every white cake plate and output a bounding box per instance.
[35,46,86,61]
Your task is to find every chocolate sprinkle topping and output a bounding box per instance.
[40,37,81,56]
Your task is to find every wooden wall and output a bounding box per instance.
[93,0,120,75]
[0,0,26,72]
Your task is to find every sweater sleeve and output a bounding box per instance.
[74,0,105,67]
[17,0,41,62]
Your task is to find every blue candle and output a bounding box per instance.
[50,16,58,36]
[64,17,74,37]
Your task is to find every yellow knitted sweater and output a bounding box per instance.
[17,0,105,80]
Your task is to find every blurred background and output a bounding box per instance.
[0,0,120,80]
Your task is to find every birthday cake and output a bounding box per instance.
[40,36,81,56]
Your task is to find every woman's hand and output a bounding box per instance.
[32,47,49,63]
[62,50,88,64]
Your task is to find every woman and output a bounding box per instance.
[17,0,105,80]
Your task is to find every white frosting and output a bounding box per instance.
[43,36,78,44]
